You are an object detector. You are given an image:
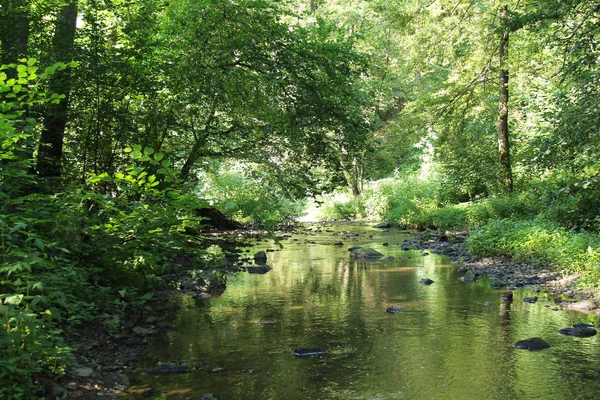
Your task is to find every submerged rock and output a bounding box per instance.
[419,278,435,285]
[557,327,597,338]
[245,266,272,274]
[386,306,408,313]
[350,248,384,259]
[373,222,391,229]
[293,348,327,357]
[514,337,551,351]
[573,322,594,328]
[145,363,189,375]
[501,292,513,302]
[347,246,363,252]
[459,274,479,283]
[523,296,538,304]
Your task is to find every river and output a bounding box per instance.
[125,222,600,399]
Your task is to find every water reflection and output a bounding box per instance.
[127,223,600,399]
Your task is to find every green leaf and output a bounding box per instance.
[34,238,45,251]
[49,307,62,322]
[154,152,164,161]
[133,144,142,152]
[143,147,155,155]
[4,295,23,305]
[16,64,27,74]
[118,289,126,298]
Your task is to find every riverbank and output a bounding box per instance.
[414,229,599,308]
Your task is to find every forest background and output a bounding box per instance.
[1,0,600,396]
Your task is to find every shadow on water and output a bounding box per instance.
[125,223,600,400]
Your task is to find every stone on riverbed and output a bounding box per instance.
[386,306,408,313]
[254,251,268,265]
[514,337,551,351]
[419,278,434,285]
[293,348,327,357]
[523,296,538,304]
[348,246,363,252]
[245,265,272,274]
[557,327,597,337]
[350,248,384,259]
[373,222,391,229]
[145,363,189,375]
[573,322,594,328]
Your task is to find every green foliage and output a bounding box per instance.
[466,218,600,289]
[199,162,306,227]
[0,61,211,397]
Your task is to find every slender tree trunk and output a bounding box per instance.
[497,5,513,192]
[340,154,363,196]
[36,1,78,178]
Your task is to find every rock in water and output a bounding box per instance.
[293,348,327,357]
[557,327,597,338]
[386,306,407,313]
[523,296,538,303]
[254,251,267,265]
[373,222,391,229]
[419,278,434,285]
[501,292,513,302]
[350,248,384,259]
[573,322,594,328]
[245,265,272,274]
[514,337,551,351]
[145,364,189,375]
[347,246,363,252]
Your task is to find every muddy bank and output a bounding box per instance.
[413,230,598,304]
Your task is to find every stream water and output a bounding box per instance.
[126,223,600,399]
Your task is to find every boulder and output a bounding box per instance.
[347,246,363,252]
[514,337,551,351]
[254,251,268,265]
[293,348,327,357]
[557,327,597,338]
[350,248,384,259]
[419,278,435,285]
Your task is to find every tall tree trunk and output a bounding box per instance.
[497,5,513,192]
[36,1,78,178]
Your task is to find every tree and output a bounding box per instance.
[36,0,78,178]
